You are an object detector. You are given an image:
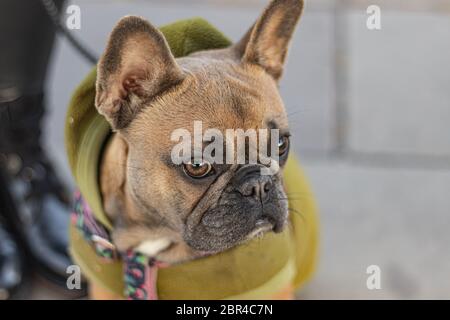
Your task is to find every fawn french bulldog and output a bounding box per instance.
[92,0,305,299]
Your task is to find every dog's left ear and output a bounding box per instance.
[235,0,304,81]
[96,16,185,130]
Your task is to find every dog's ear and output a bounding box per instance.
[235,0,304,81]
[96,16,185,130]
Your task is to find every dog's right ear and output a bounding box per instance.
[96,16,185,130]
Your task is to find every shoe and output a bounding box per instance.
[0,94,80,291]
[0,216,23,300]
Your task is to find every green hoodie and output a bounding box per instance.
[65,18,319,299]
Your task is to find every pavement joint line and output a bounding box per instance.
[333,3,350,156]
[341,0,450,13]
[76,0,450,13]
[69,0,335,12]
[299,150,450,171]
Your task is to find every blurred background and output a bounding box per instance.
[9,0,450,299]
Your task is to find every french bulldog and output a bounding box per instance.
[95,0,304,290]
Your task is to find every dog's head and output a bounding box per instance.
[95,0,304,262]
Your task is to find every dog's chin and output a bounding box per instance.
[246,218,276,240]
[188,216,287,257]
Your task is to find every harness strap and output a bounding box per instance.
[71,191,163,300]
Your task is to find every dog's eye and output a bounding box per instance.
[183,160,213,179]
[278,136,290,156]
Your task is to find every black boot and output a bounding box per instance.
[0,216,23,300]
[0,95,76,288]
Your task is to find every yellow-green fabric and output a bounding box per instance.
[66,18,319,299]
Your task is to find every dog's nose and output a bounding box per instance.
[235,166,273,202]
[238,179,272,201]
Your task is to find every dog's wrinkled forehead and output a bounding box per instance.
[128,57,288,141]
[186,56,288,120]
[95,0,303,132]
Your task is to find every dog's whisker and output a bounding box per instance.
[284,193,312,199]
[274,196,307,201]
[286,109,306,117]
[285,191,310,196]
[288,208,306,223]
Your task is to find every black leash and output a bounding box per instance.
[40,0,98,64]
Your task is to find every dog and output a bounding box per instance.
[89,0,306,299]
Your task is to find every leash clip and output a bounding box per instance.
[91,234,118,261]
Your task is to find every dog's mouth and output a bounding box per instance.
[190,219,276,256]
[246,218,275,240]
[185,206,288,254]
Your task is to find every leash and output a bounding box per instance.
[71,191,164,300]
